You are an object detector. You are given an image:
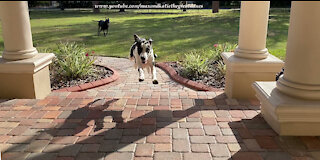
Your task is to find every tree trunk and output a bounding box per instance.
[92,1,100,13]
[212,1,219,13]
[182,1,187,12]
[59,1,64,10]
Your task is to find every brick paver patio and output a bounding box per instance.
[0,57,319,160]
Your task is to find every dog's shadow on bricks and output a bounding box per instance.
[3,97,202,159]
[4,94,312,160]
[2,94,227,159]
[52,98,124,136]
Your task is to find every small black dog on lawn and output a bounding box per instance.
[95,18,109,36]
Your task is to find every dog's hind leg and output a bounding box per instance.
[151,65,158,84]
[97,27,101,36]
[138,68,145,82]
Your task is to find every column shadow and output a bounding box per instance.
[228,114,317,160]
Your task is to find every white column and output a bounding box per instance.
[0,1,38,60]
[276,1,320,100]
[221,1,283,99]
[0,1,54,99]
[234,1,270,59]
[253,1,320,135]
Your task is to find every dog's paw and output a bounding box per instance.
[152,80,159,84]
[139,78,144,82]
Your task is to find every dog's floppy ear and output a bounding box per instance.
[149,38,153,45]
[134,34,140,42]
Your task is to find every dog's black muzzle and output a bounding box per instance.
[141,57,147,64]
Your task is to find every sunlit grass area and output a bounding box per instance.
[0,8,290,61]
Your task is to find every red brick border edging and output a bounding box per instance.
[53,65,119,92]
[156,62,223,92]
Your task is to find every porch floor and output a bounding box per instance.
[0,57,318,160]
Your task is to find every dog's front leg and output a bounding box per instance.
[151,65,158,84]
[138,68,145,82]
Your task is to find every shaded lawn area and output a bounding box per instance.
[0,8,290,61]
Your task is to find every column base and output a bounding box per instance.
[276,76,320,100]
[222,52,284,99]
[0,53,55,99]
[234,46,269,59]
[253,81,320,136]
[2,47,38,60]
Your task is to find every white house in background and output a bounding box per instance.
[51,1,59,7]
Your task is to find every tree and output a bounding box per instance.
[92,1,100,13]
[181,1,187,12]
[212,1,219,13]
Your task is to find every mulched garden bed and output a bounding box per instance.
[166,61,225,89]
[50,65,113,90]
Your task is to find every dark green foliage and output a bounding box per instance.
[179,43,236,78]
[52,42,95,80]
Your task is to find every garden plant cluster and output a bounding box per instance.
[174,43,237,88]
[47,42,113,90]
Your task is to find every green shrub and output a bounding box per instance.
[199,49,217,61]
[37,47,53,53]
[179,50,209,78]
[179,43,236,80]
[211,43,236,79]
[53,42,95,79]
[216,60,226,79]
[211,42,237,61]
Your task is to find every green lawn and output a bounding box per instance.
[0,8,290,61]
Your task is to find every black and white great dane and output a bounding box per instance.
[130,34,158,84]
